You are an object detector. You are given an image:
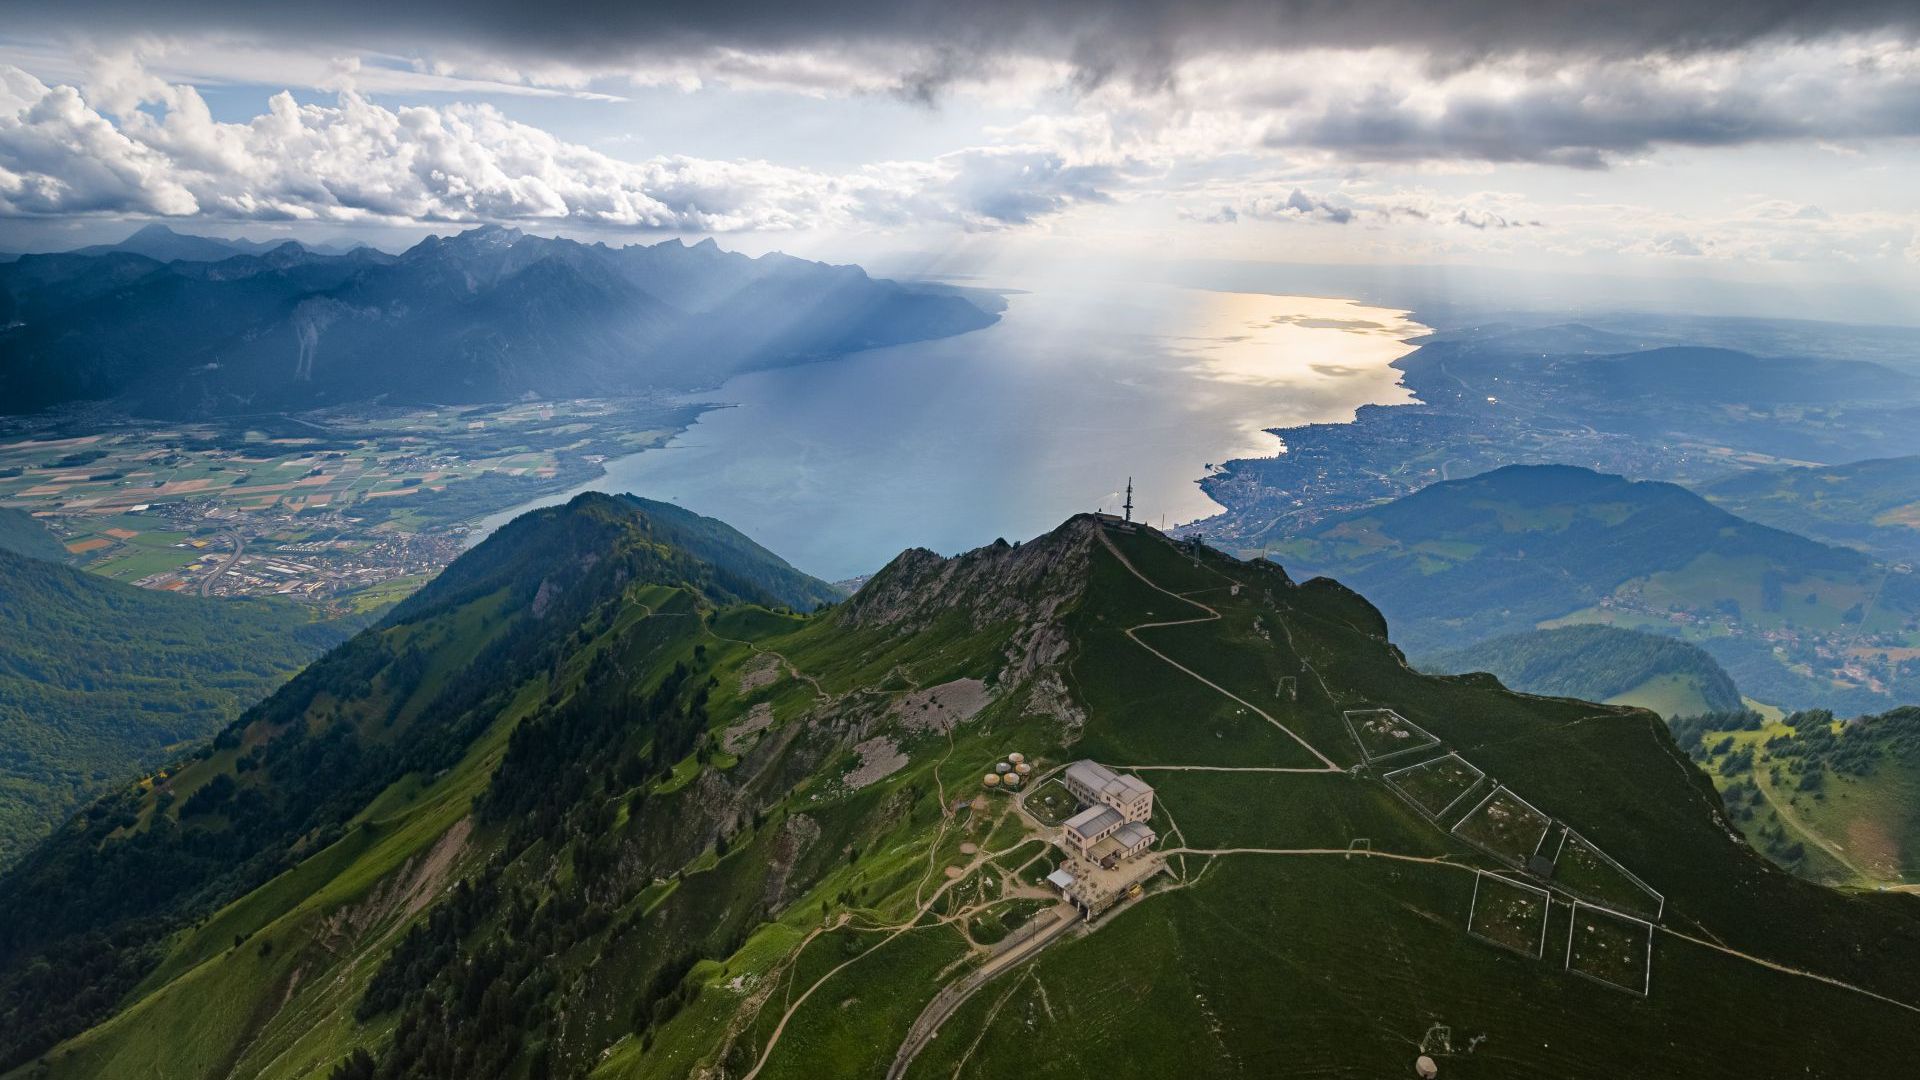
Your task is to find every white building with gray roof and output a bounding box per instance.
[1059,760,1157,863]
[1063,759,1155,824]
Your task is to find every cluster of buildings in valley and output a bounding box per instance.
[103,500,465,604]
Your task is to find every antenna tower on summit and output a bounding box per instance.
[1123,478,1134,523]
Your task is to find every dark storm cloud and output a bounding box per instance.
[1264,61,1920,166]
[9,2,1920,89]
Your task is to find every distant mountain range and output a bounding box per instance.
[0,225,998,417]
[72,224,369,262]
[1267,464,1920,715]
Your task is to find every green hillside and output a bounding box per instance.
[1265,464,1920,716]
[0,545,351,867]
[1704,455,1920,565]
[0,508,66,562]
[3,505,1919,1079]
[1425,624,1743,718]
[1675,705,1920,887]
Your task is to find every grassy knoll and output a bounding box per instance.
[1066,547,1334,769]
[1603,672,1722,720]
[1679,707,1920,886]
[1149,770,1450,857]
[755,926,972,1080]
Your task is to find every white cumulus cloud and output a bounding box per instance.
[0,64,1114,232]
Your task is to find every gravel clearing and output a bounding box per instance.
[844,735,909,790]
[894,678,992,734]
[737,653,782,694]
[722,702,776,754]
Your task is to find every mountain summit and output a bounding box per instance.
[3,502,1917,1078]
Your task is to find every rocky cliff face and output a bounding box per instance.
[841,516,1097,673]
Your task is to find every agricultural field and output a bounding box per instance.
[1565,903,1654,995]
[1345,708,1440,762]
[0,397,702,610]
[1468,872,1551,957]
[1383,752,1485,820]
[1452,786,1554,865]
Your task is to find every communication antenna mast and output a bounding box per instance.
[1123,478,1134,523]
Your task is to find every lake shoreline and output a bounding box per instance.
[469,284,1431,580]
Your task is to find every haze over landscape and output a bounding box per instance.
[4,3,1920,1079]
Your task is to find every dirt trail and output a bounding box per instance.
[740,824,1006,1080]
[1094,529,1342,771]
[1164,846,1920,1015]
[1752,765,1873,884]
[885,902,1080,1080]
[706,627,830,702]
[755,523,1920,1078]
[1659,926,1920,1016]
[1119,764,1335,774]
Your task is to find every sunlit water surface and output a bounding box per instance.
[473,284,1427,581]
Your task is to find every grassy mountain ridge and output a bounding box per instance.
[0,491,843,1069]
[0,539,350,867]
[1424,624,1744,718]
[1267,463,1920,715]
[394,492,841,624]
[4,508,1920,1078]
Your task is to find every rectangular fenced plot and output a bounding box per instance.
[1451,786,1552,866]
[1383,753,1485,821]
[1565,902,1654,996]
[1467,872,1551,958]
[1343,708,1441,763]
[1552,830,1664,921]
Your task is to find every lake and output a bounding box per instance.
[472,283,1427,581]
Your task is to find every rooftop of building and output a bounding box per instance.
[1065,759,1155,803]
[1065,805,1124,837]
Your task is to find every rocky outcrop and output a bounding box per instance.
[838,516,1099,680]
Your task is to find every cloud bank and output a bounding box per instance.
[9,2,1920,88]
[0,66,1113,230]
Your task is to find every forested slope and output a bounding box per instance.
[0,545,349,866]
[1425,624,1744,717]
